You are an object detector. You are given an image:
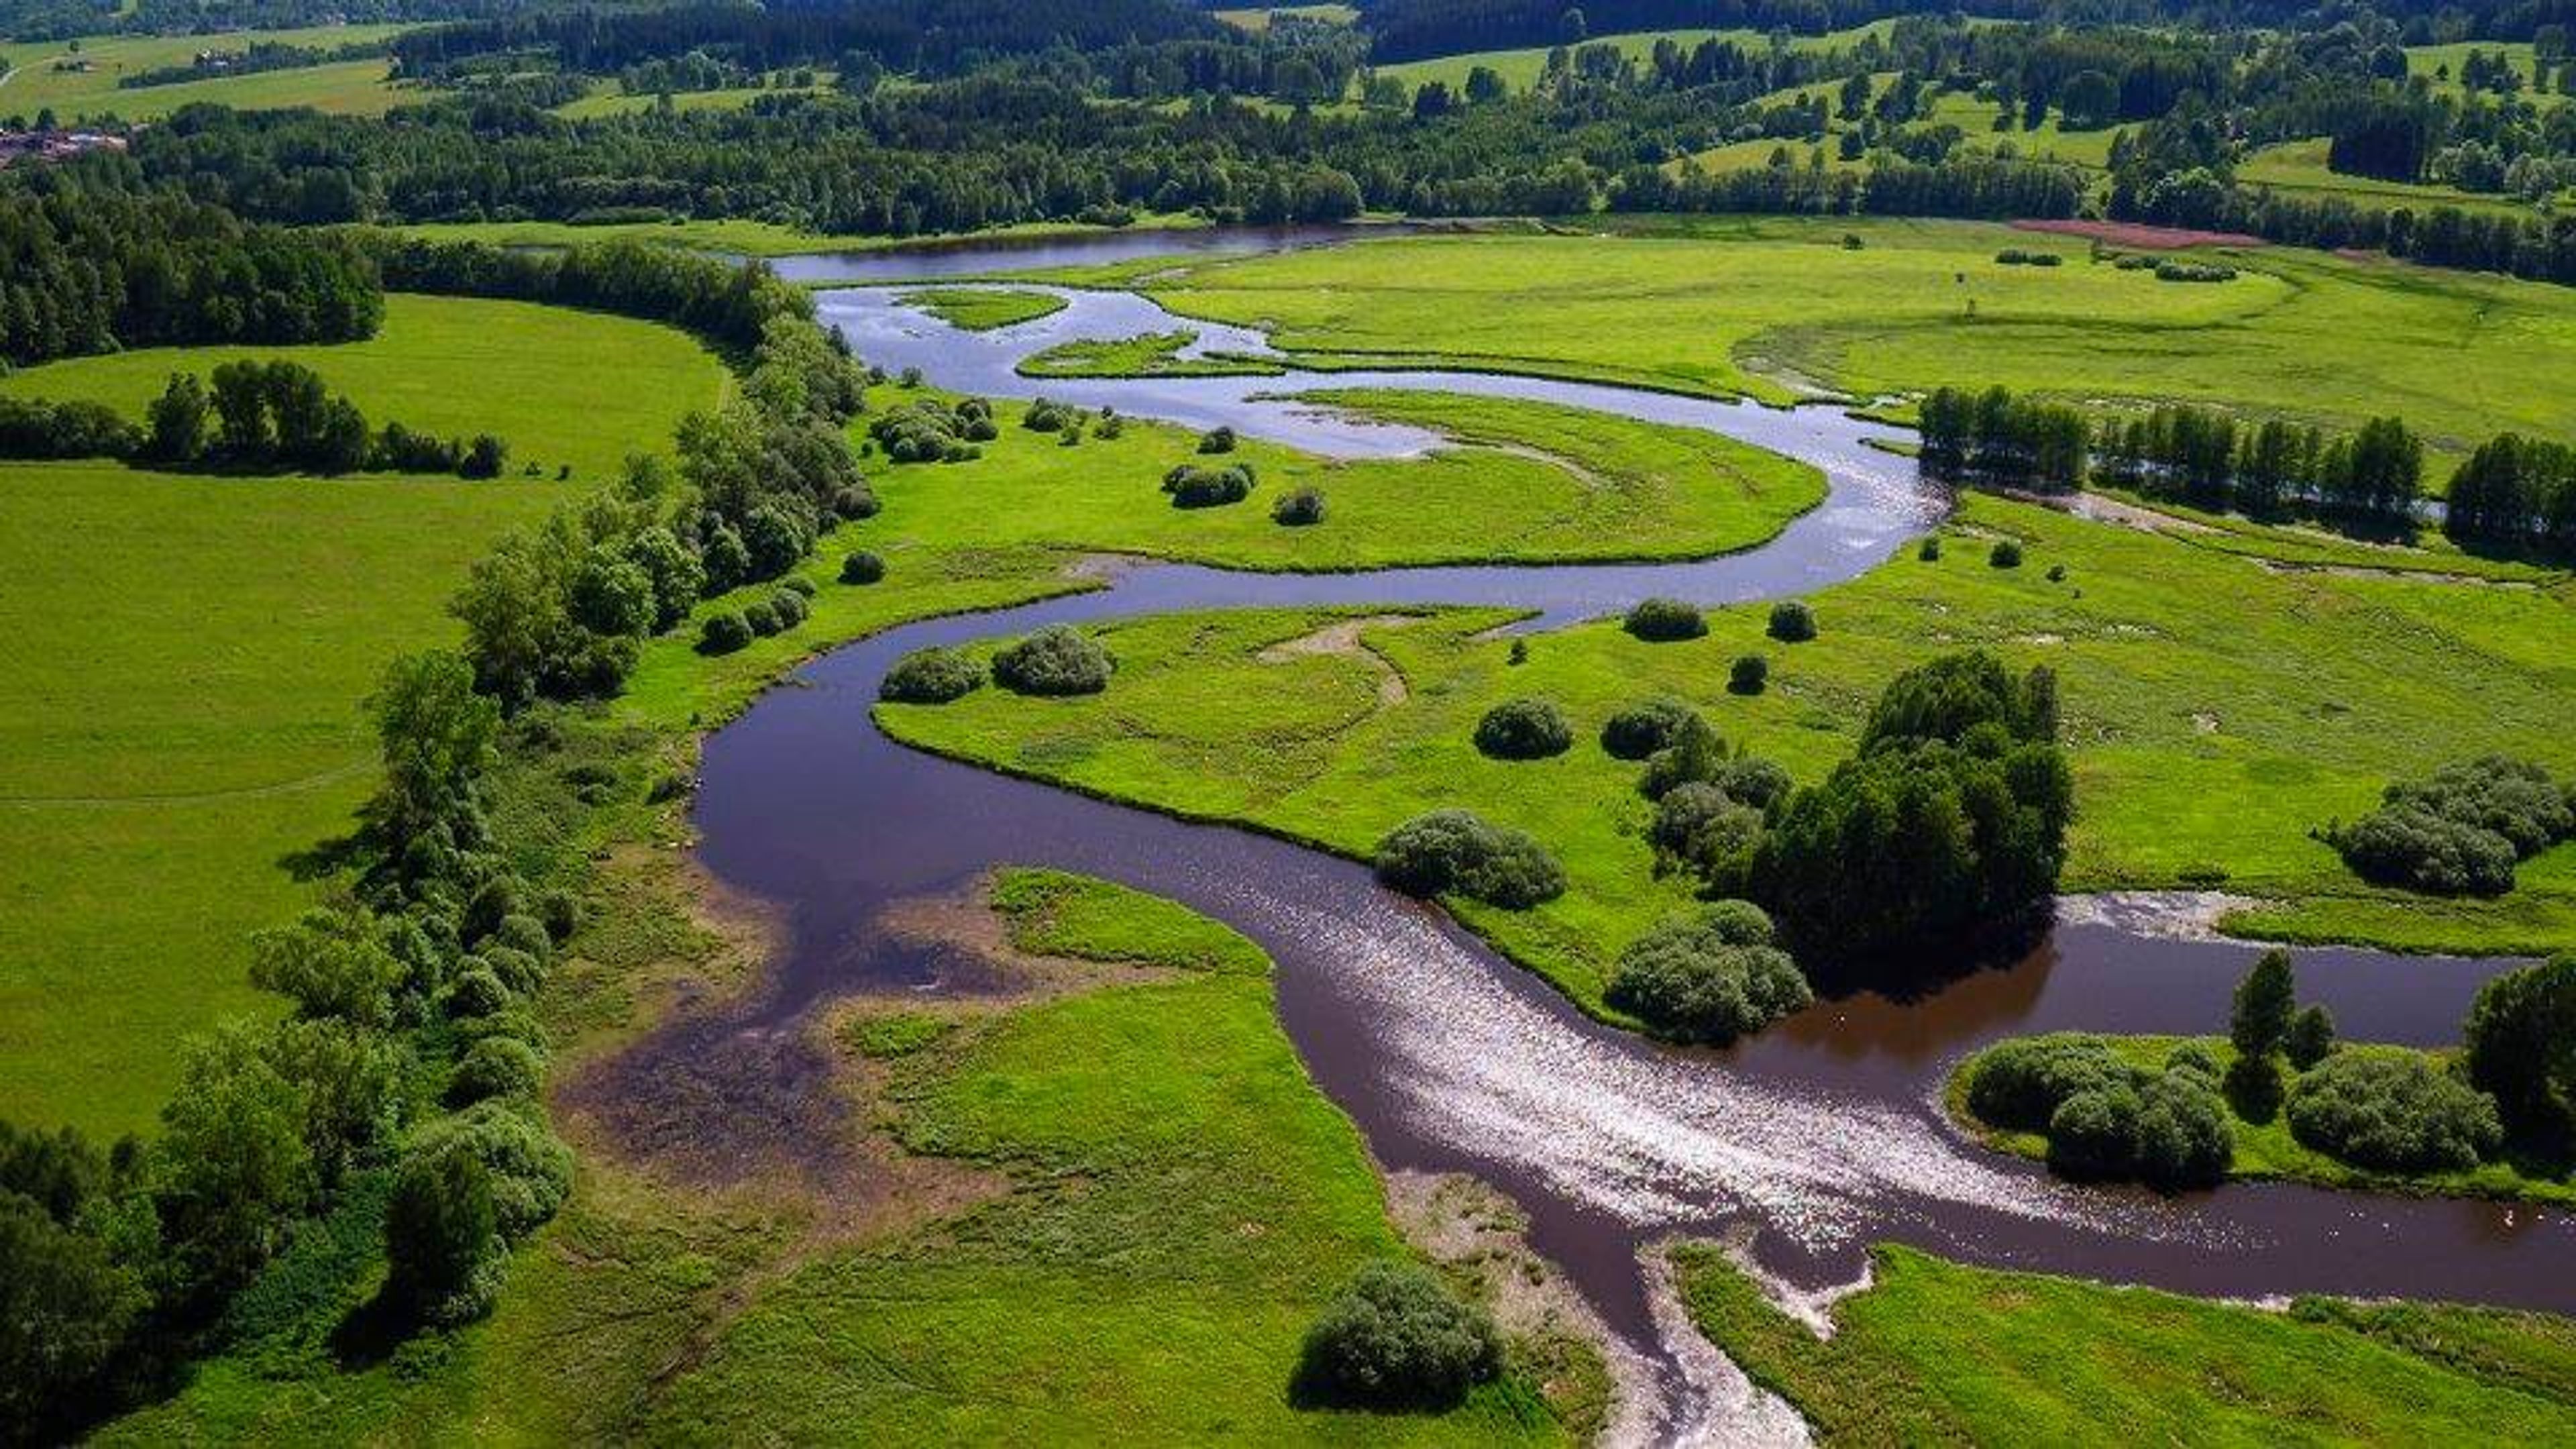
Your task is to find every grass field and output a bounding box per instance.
[2408,41,2568,107]
[388,211,1214,260]
[1068,217,2576,456]
[1214,3,1358,32]
[103,863,1591,1442]
[1948,1034,2575,1205]
[898,287,1069,331]
[1674,1242,2576,1443]
[2239,136,2553,219]
[853,388,1825,571]
[0,25,413,119]
[552,74,837,121]
[881,490,2576,1013]
[1374,19,1906,97]
[1674,76,2125,180]
[0,297,728,1138]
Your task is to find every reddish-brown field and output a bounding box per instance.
[2011,217,2268,249]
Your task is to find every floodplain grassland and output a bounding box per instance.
[386,211,1213,259]
[1373,19,1907,97]
[0,25,415,119]
[896,286,1069,331]
[1947,1034,2576,1205]
[881,491,2576,1014]
[851,389,1827,572]
[1673,1242,2576,1444]
[0,297,730,1137]
[1077,217,2576,454]
[103,861,1594,1444]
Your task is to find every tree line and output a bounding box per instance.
[1918,384,2428,534]
[0,165,380,370]
[0,360,508,478]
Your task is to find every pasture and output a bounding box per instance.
[0,25,413,119]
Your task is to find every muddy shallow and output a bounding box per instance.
[585,243,2573,1441]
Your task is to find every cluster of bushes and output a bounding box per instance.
[1373,809,1564,909]
[1648,749,1792,895]
[1623,596,1706,641]
[879,645,985,704]
[1751,653,2070,987]
[0,365,511,480]
[1962,1034,2232,1189]
[1472,698,1572,759]
[1601,697,1700,761]
[1163,462,1256,508]
[2154,260,2237,282]
[1918,384,2425,531]
[871,396,997,462]
[2288,1049,2502,1173]
[1604,901,1811,1046]
[696,584,812,655]
[1290,1262,1501,1409]
[993,624,1113,696]
[0,396,137,460]
[1198,425,1238,454]
[2328,756,2573,896]
[1993,248,2064,266]
[0,651,580,1438]
[1021,397,1087,434]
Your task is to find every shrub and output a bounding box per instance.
[1966,1034,2133,1132]
[1373,810,1565,908]
[2287,1048,2502,1173]
[447,1036,543,1106]
[1650,784,1766,889]
[1766,600,1817,642]
[406,1102,574,1240]
[1198,425,1238,454]
[1164,463,1254,508]
[2333,805,2520,896]
[2285,1005,2338,1070]
[2387,757,2573,857]
[384,1145,502,1326]
[1989,539,2023,568]
[492,913,551,961]
[1917,535,1942,561]
[537,890,579,943]
[2155,260,2236,283]
[2045,1075,2229,1189]
[1022,397,1077,432]
[480,947,543,997]
[2165,1042,2222,1089]
[993,625,1114,696]
[841,549,887,584]
[1273,486,1326,525]
[1601,698,1700,760]
[769,588,809,629]
[830,483,879,521]
[1472,698,1572,759]
[2224,1051,2286,1123]
[1640,714,1730,801]
[1624,596,1706,641]
[1729,653,1768,695]
[698,612,752,655]
[879,647,985,704]
[1604,906,1811,1044]
[1709,756,1793,814]
[442,966,511,1020]
[1292,1262,1501,1409]
[743,599,783,637]
[2046,564,2068,582]
[780,576,817,599]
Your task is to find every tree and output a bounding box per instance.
[1292,1262,1501,1408]
[1473,698,1572,759]
[249,906,403,1028]
[460,435,508,480]
[1464,64,1505,104]
[2463,955,2576,1154]
[0,1195,146,1438]
[146,372,209,464]
[1729,654,1768,695]
[384,1145,502,1326]
[364,650,498,857]
[153,1022,317,1306]
[2286,1004,2337,1070]
[2230,949,2295,1059]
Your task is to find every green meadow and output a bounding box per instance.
[0,297,729,1137]
[0,25,415,119]
[2238,137,2555,219]
[1676,1242,2576,1444]
[898,286,1070,331]
[1068,217,2576,455]
[882,490,2576,1014]
[388,211,1213,260]
[1373,19,1907,97]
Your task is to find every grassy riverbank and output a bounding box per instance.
[1045,217,2576,455]
[897,287,1069,331]
[1946,1034,2576,1206]
[0,298,730,1137]
[1674,1242,2576,1443]
[881,490,2576,1012]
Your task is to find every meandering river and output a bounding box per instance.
[593,227,2573,1444]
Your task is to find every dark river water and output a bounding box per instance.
[583,228,2573,1443]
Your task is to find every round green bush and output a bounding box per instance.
[384,1144,502,1326]
[407,1101,574,1240]
[492,913,551,961]
[1766,600,1817,642]
[537,890,579,943]
[1648,783,1764,885]
[1291,1262,1501,1409]
[447,1036,544,1106]
[1729,653,1768,695]
[1472,698,1572,759]
[743,599,783,637]
[780,575,818,598]
[698,612,752,655]
[1604,906,1811,1045]
[1623,596,1706,641]
[2287,1047,2502,1173]
[1966,1034,2132,1133]
[769,588,809,629]
[1197,425,1238,454]
[1990,539,2024,568]
[841,549,887,585]
[1164,463,1254,508]
[1917,535,1942,561]
[1601,698,1700,760]
[993,625,1114,696]
[442,966,511,1020]
[879,647,985,704]
[479,946,543,997]
[1709,756,1792,813]
[1272,486,1326,526]
[1373,810,1564,908]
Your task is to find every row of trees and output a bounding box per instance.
[1919,385,2428,533]
[2445,433,2576,554]
[0,363,507,479]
